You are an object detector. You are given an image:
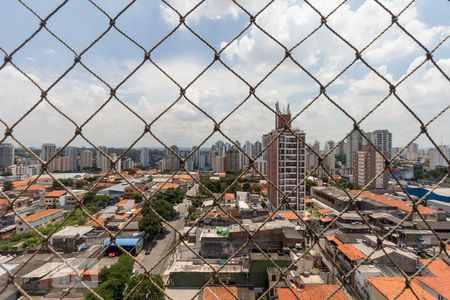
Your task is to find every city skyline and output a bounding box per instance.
[1,1,449,148]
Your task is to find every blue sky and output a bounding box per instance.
[0,0,449,150]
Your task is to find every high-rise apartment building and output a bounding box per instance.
[225,146,240,173]
[192,146,200,170]
[64,146,77,172]
[140,147,149,167]
[353,144,388,190]
[96,146,110,172]
[323,140,336,173]
[110,153,122,173]
[41,143,57,172]
[0,143,14,174]
[344,130,364,169]
[367,130,392,158]
[253,140,262,158]
[428,145,450,169]
[80,150,93,170]
[266,105,306,211]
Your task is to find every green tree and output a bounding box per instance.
[52,178,74,189]
[124,274,165,300]
[86,255,134,300]
[151,199,175,221]
[139,213,162,240]
[2,181,13,191]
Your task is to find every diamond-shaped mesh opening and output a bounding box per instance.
[0,1,449,299]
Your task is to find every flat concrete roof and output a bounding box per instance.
[52,226,94,238]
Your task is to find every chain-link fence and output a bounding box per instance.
[0,0,449,299]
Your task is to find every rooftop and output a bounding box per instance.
[351,190,435,215]
[44,190,67,197]
[416,276,450,299]
[52,226,94,238]
[367,277,435,300]
[202,286,238,300]
[419,258,450,278]
[337,244,367,261]
[22,209,62,222]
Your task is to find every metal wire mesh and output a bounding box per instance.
[0,0,449,299]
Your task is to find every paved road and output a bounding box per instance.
[135,199,189,275]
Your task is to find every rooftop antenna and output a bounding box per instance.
[275,102,281,114]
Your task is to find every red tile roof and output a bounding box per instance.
[45,190,67,197]
[224,193,235,201]
[271,211,301,221]
[276,287,301,300]
[326,235,343,246]
[160,183,179,190]
[416,276,450,299]
[203,286,237,300]
[337,244,367,261]
[367,277,435,300]
[419,258,450,278]
[318,208,332,215]
[351,190,435,215]
[300,285,350,300]
[23,209,62,222]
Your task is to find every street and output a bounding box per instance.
[135,199,189,275]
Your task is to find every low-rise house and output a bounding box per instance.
[44,190,67,208]
[16,209,63,234]
[50,226,96,252]
[366,277,435,300]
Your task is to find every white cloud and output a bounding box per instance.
[1,0,449,149]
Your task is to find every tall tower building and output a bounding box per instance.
[344,130,364,169]
[428,145,450,169]
[110,153,122,173]
[41,143,57,172]
[0,143,14,174]
[80,150,93,170]
[353,144,388,190]
[140,147,150,167]
[367,130,392,158]
[64,146,78,172]
[267,104,306,211]
[96,146,110,172]
[225,146,240,173]
[192,146,200,170]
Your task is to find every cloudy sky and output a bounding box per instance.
[0,0,449,150]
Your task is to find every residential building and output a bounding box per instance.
[0,143,14,174]
[367,130,392,158]
[353,144,388,190]
[140,147,149,166]
[225,146,240,173]
[344,130,363,169]
[110,153,122,173]
[96,146,109,172]
[16,209,64,234]
[428,145,449,169]
[41,143,57,172]
[267,104,306,211]
[64,146,77,171]
[44,190,67,208]
[79,150,93,169]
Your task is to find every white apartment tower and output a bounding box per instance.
[41,143,57,172]
[96,146,110,172]
[64,146,77,171]
[80,150,93,169]
[428,145,450,169]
